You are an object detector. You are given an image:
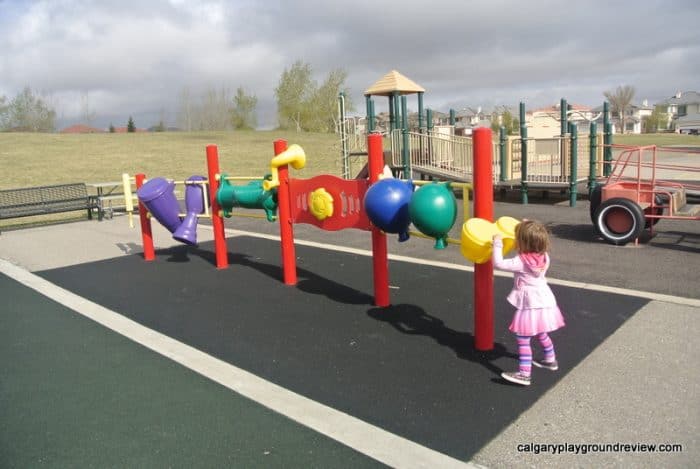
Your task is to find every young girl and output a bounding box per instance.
[492,220,565,386]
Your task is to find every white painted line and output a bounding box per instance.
[0,258,481,469]
[220,227,700,308]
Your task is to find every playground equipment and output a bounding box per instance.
[590,144,700,245]
[363,178,414,242]
[128,128,507,351]
[136,175,207,246]
[342,84,619,209]
[461,217,519,264]
[216,175,278,221]
[410,182,458,249]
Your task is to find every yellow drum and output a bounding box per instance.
[461,216,519,264]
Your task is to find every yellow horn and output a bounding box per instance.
[263,144,306,191]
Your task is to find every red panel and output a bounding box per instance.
[289,175,372,231]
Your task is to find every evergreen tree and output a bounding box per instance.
[127,116,136,132]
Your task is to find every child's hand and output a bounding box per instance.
[492,234,502,242]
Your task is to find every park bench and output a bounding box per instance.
[0,183,96,229]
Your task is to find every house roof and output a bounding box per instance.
[659,91,700,105]
[364,70,425,96]
[60,124,105,134]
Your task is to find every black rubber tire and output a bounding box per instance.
[593,198,645,245]
[589,185,603,223]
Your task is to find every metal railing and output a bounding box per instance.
[389,129,500,181]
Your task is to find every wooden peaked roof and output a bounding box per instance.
[364,70,425,96]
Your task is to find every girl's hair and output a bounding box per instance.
[515,220,550,254]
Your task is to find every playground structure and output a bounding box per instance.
[341,72,616,207]
[589,144,700,245]
[124,128,519,351]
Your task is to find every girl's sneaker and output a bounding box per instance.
[501,371,531,386]
[532,359,559,371]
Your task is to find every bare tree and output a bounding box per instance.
[604,85,635,134]
[4,87,56,131]
[0,95,8,129]
[198,87,233,130]
[177,86,194,131]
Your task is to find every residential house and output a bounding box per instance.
[656,91,700,134]
[591,100,653,134]
[454,107,491,136]
[527,103,594,138]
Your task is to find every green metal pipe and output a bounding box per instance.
[418,92,424,131]
[519,102,528,204]
[449,109,456,126]
[569,122,578,207]
[603,101,611,176]
[499,126,507,182]
[401,96,410,178]
[589,121,597,193]
[560,98,567,137]
[365,95,372,132]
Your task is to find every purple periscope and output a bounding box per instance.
[136,175,206,246]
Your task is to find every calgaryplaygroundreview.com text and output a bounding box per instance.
[517,442,683,455]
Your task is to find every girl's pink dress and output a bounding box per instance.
[492,239,565,336]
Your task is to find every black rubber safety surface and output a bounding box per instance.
[0,273,386,468]
[34,235,648,460]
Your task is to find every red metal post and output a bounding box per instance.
[206,145,228,269]
[275,139,297,285]
[368,133,390,307]
[135,173,155,261]
[473,127,494,351]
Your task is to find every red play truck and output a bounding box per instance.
[590,144,700,245]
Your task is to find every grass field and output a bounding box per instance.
[0,130,342,190]
[613,133,700,147]
[1,130,697,230]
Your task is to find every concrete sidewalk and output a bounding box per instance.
[0,203,697,467]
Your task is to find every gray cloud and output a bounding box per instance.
[1,0,698,129]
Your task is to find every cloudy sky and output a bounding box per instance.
[1,0,698,130]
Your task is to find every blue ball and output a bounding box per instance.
[364,179,413,240]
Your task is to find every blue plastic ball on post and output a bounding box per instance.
[363,179,413,241]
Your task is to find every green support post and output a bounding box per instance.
[365,95,373,132]
[519,102,528,204]
[449,109,456,126]
[418,92,424,131]
[369,98,376,132]
[568,122,578,207]
[426,109,433,131]
[401,96,410,178]
[499,126,507,182]
[589,121,598,193]
[560,98,567,137]
[603,101,611,176]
